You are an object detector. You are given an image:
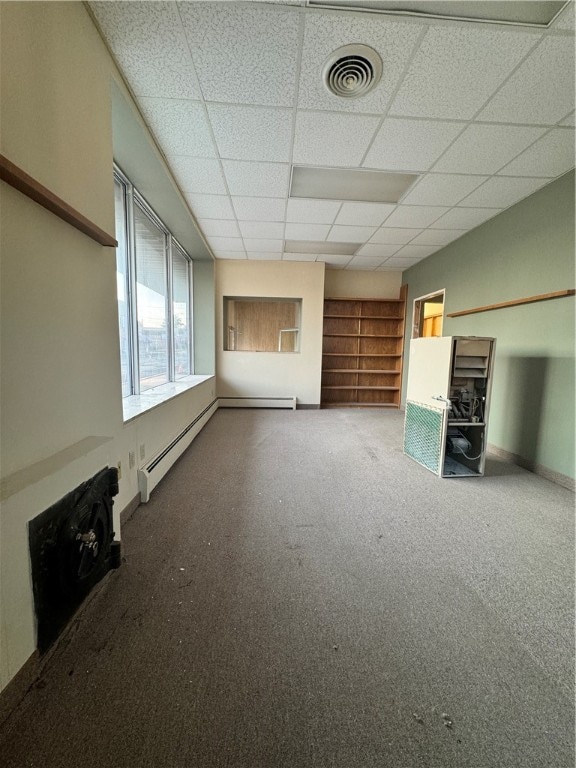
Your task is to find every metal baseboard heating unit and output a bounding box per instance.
[137,399,217,502]
[218,397,296,410]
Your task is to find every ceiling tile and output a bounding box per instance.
[458,176,549,208]
[212,251,247,260]
[401,173,488,206]
[327,225,378,242]
[282,253,318,261]
[170,157,227,194]
[245,253,282,261]
[363,118,464,172]
[430,207,502,229]
[356,244,403,257]
[346,257,383,269]
[179,4,301,106]
[222,161,290,197]
[410,229,467,246]
[285,223,331,240]
[232,197,286,222]
[560,111,575,126]
[393,244,440,259]
[497,128,575,177]
[238,221,285,239]
[334,202,396,226]
[552,0,575,29]
[298,14,423,113]
[207,104,293,162]
[369,227,422,244]
[242,238,283,252]
[380,257,422,268]
[198,219,240,238]
[478,36,575,126]
[90,2,201,99]
[382,206,448,228]
[139,98,215,157]
[286,199,341,224]
[206,236,245,252]
[185,194,235,220]
[389,25,540,120]
[433,124,547,174]
[316,254,352,266]
[293,112,381,167]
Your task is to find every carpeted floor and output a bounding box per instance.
[0,408,574,768]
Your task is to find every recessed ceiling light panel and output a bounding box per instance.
[323,44,383,99]
[290,166,418,203]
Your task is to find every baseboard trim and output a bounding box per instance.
[120,492,141,525]
[218,397,296,410]
[488,444,575,491]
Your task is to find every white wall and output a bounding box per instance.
[0,2,216,692]
[216,260,325,405]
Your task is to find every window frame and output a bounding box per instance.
[114,165,194,397]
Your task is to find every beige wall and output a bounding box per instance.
[216,260,325,405]
[0,2,215,692]
[324,269,402,298]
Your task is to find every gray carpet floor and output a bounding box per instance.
[0,408,574,768]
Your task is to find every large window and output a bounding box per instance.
[114,169,193,396]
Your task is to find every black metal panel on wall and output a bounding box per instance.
[28,467,119,653]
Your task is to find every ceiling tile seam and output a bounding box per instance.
[467,32,547,124]
[490,125,565,176]
[281,7,307,244]
[357,24,430,169]
[175,1,243,251]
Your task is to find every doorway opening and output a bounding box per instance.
[412,290,445,338]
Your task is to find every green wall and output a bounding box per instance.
[402,171,575,482]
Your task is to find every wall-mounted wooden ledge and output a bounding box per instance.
[0,153,117,247]
[447,289,575,318]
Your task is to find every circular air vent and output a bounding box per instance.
[322,44,383,99]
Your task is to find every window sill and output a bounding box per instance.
[123,375,214,422]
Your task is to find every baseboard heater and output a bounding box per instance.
[218,397,296,410]
[137,399,218,503]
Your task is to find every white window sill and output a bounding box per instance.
[123,375,214,422]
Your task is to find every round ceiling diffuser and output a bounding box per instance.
[322,44,383,99]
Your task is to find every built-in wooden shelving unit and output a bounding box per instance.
[321,295,406,408]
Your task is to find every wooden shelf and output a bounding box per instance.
[321,292,406,409]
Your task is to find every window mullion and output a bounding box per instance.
[167,236,175,382]
[126,183,140,396]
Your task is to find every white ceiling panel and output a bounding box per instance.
[347,256,386,269]
[139,98,215,157]
[170,157,227,195]
[244,253,283,260]
[198,219,240,238]
[478,36,575,126]
[459,176,550,208]
[389,25,540,120]
[179,3,301,106]
[327,225,378,242]
[90,2,201,99]
[298,13,424,113]
[410,229,467,246]
[232,197,286,222]
[242,238,283,252]
[282,253,318,261]
[553,0,575,29]
[286,199,341,224]
[369,227,422,244]
[238,221,285,239]
[293,112,381,167]
[207,104,293,162]
[285,223,332,240]
[212,251,247,260]
[430,207,502,229]
[185,194,235,220]
[560,111,575,126]
[363,118,464,172]
[393,244,441,259]
[314,254,352,266]
[401,173,488,206]
[498,128,576,177]
[222,161,290,197]
[334,202,396,227]
[380,257,422,268]
[433,124,547,174]
[382,206,449,228]
[356,243,403,257]
[206,236,245,252]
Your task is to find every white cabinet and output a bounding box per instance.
[404,336,496,477]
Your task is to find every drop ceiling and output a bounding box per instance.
[90,0,575,271]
